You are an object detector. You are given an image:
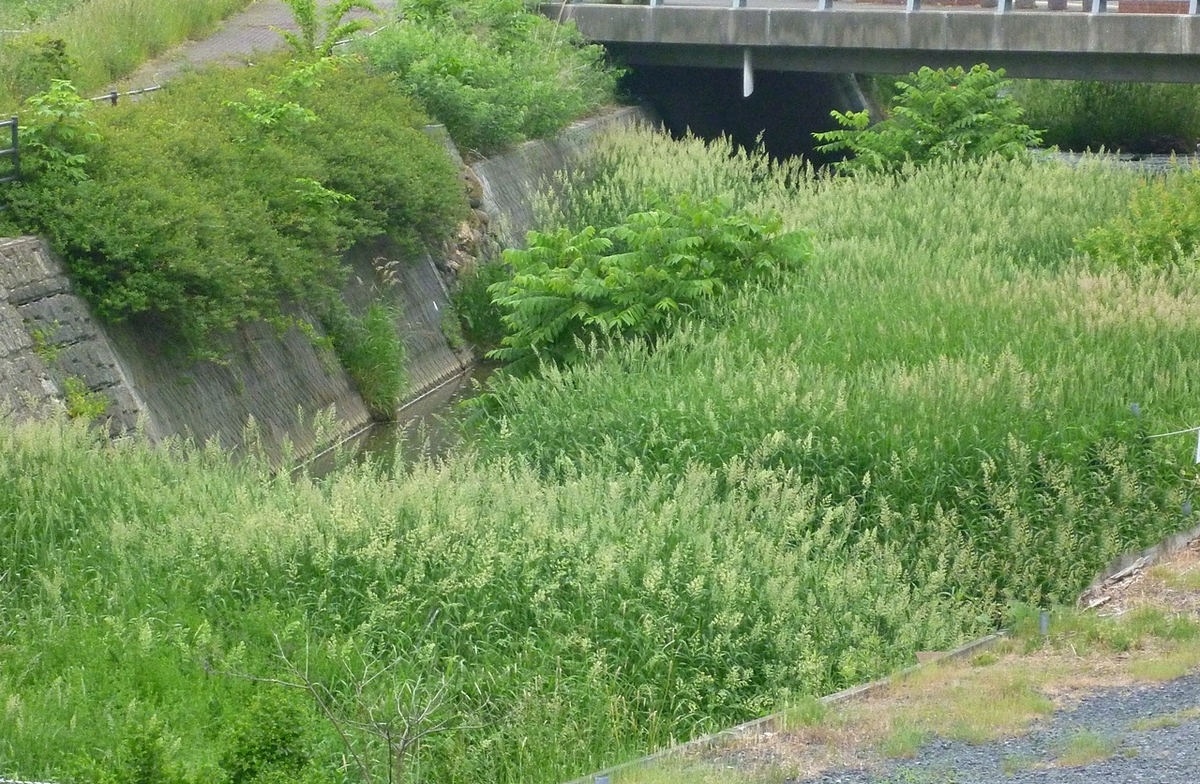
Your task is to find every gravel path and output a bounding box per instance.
[798,672,1200,784]
[113,0,397,90]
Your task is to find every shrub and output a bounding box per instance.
[1076,169,1200,271]
[359,0,618,155]
[0,34,76,102]
[815,65,1042,174]
[488,194,811,370]
[221,691,312,784]
[0,58,465,356]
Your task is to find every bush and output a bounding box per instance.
[1077,170,1200,271]
[488,194,811,370]
[1011,79,1200,153]
[221,691,312,784]
[0,34,77,102]
[359,0,618,155]
[0,57,465,355]
[815,65,1042,175]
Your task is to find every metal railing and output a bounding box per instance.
[0,116,19,190]
[625,0,1200,14]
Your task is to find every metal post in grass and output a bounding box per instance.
[595,777,610,784]
[1039,610,1050,636]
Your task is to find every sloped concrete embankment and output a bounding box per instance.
[0,106,653,461]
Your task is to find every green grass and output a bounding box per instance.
[1054,730,1118,767]
[5,129,1200,783]
[1011,79,1200,152]
[0,412,986,783]
[1130,707,1200,731]
[0,0,254,108]
[473,127,1200,608]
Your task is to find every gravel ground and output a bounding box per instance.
[797,672,1200,784]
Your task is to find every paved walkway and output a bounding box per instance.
[113,0,397,91]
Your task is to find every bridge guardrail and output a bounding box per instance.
[595,0,1198,14]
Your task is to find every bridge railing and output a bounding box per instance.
[613,0,1199,15]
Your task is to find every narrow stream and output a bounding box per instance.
[306,364,493,478]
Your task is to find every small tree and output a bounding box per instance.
[814,64,1043,175]
[278,0,381,58]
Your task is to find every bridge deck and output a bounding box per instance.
[550,2,1200,82]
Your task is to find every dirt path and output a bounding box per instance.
[113,0,398,91]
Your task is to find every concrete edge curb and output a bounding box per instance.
[1080,520,1200,601]
[562,634,1006,784]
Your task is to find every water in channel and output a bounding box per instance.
[306,364,493,479]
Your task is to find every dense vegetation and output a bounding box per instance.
[0,54,464,412]
[471,129,1200,609]
[1010,79,1200,153]
[5,122,1200,783]
[358,0,618,155]
[0,0,253,107]
[488,194,811,371]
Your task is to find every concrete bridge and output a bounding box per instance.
[547,1,1200,85]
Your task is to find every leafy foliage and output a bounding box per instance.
[0,34,76,102]
[1076,170,1200,271]
[278,0,379,59]
[0,58,465,354]
[359,0,618,154]
[815,65,1042,174]
[220,691,313,784]
[488,194,811,370]
[19,78,98,180]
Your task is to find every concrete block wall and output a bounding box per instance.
[0,237,146,426]
[0,236,371,459]
[0,106,649,460]
[472,106,654,249]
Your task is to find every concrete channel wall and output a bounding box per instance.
[0,107,651,461]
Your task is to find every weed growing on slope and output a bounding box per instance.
[0,413,984,783]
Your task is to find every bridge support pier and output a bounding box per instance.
[743,48,754,98]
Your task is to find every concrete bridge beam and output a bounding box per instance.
[550,5,1200,82]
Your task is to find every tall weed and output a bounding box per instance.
[475,127,1200,608]
[1011,79,1200,152]
[0,415,980,783]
